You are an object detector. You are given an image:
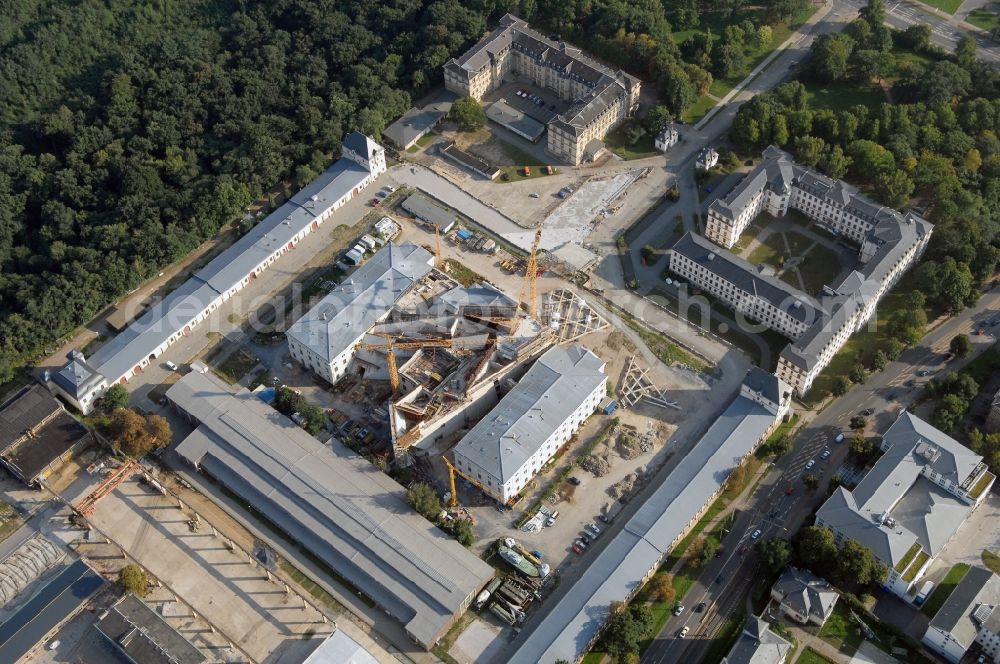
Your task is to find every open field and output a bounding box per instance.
[605,121,659,160]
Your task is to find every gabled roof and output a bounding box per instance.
[743,367,787,406]
[51,352,103,398]
[772,567,838,622]
[452,345,605,483]
[721,617,793,664]
[285,242,434,363]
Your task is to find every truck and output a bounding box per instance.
[914,580,934,606]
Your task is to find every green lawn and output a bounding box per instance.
[801,290,930,406]
[494,140,558,182]
[734,223,764,253]
[819,603,865,656]
[605,121,659,160]
[983,550,1000,574]
[886,49,936,85]
[798,647,836,664]
[804,81,886,112]
[922,563,971,617]
[787,243,842,295]
[682,95,718,124]
[968,5,1000,31]
[748,232,787,268]
[702,612,747,664]
[444,258,484,287]
[406,131,439,152]
[918,0,962,13]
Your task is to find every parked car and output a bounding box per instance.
[820,449,831,460]
[861,407,875,416]
[586,523,601,537]
[569,476,582,486]
[751,529,762,540]
[785,485,795,495]
[574,538,587,550]
[164,361,179,372]
[834,432,845,443]
[580,532,592,545]
[545,511,559,527]
[572,542,583,554]
[805,459,816,470]
[673,604,685,616]
[917,369,932,377]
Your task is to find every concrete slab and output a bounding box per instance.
[452,617,506,664]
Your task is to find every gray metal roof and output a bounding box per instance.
[302,630,381,664]
[342,131,381,162]
[384,100,452,149]
[817,411,984,567]
[452,345,605,484]
[928,566,1000,648]
[401,194,459,232]
[168,371,494,648]
[721,617,793,664]
[95,594,206,664]
[509,373,787,663]
[285,242,434,363]
[772,567,839,623]
[486,99,546,141]
[86,152,377,384]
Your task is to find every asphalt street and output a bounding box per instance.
[886,0,1000,64]
[641,284,1000,664]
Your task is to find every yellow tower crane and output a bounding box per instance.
[516,228,543,322]
[434,226,445,270]
[442,456,491,508]
[357,337,454,394]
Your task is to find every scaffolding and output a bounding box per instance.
[618,355,680,410]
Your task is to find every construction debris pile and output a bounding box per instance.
[580,452,611,477]
[610,473,637,500]
[616,430,651,460]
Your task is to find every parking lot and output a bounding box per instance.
[482,78,571,126]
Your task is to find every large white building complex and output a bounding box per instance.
[923,566,1000,664]
[285,242,435,385]
[47,132,386,414]
[443,14,641,165]
[816,411,995,598]
[510,369,791,663]
[167,371,494,650]
[667,146,932,395]
[451,344,606,503]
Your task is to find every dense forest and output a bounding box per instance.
[0,0,811,383]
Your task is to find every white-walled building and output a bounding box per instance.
[443,14,640,165]
[452,345,606,503]
[508,369,791,664]
[770,567,839,627]
[923,566,1000,664]
[668,146,932,396]
[48,132,386,414]
[654,125,679,152]
[696,147,719,171]
[285,242,434,385]
[816,411,995,599]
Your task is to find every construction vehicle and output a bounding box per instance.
[442,456,492,508]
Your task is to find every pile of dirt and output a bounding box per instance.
[580,452,612,477]
[610,473,637,499]
[617,431,651,460]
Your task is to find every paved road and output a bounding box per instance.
[642,284,1000,663]
[886,0,1000,64]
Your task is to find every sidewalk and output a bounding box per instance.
[694,0,835,131]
